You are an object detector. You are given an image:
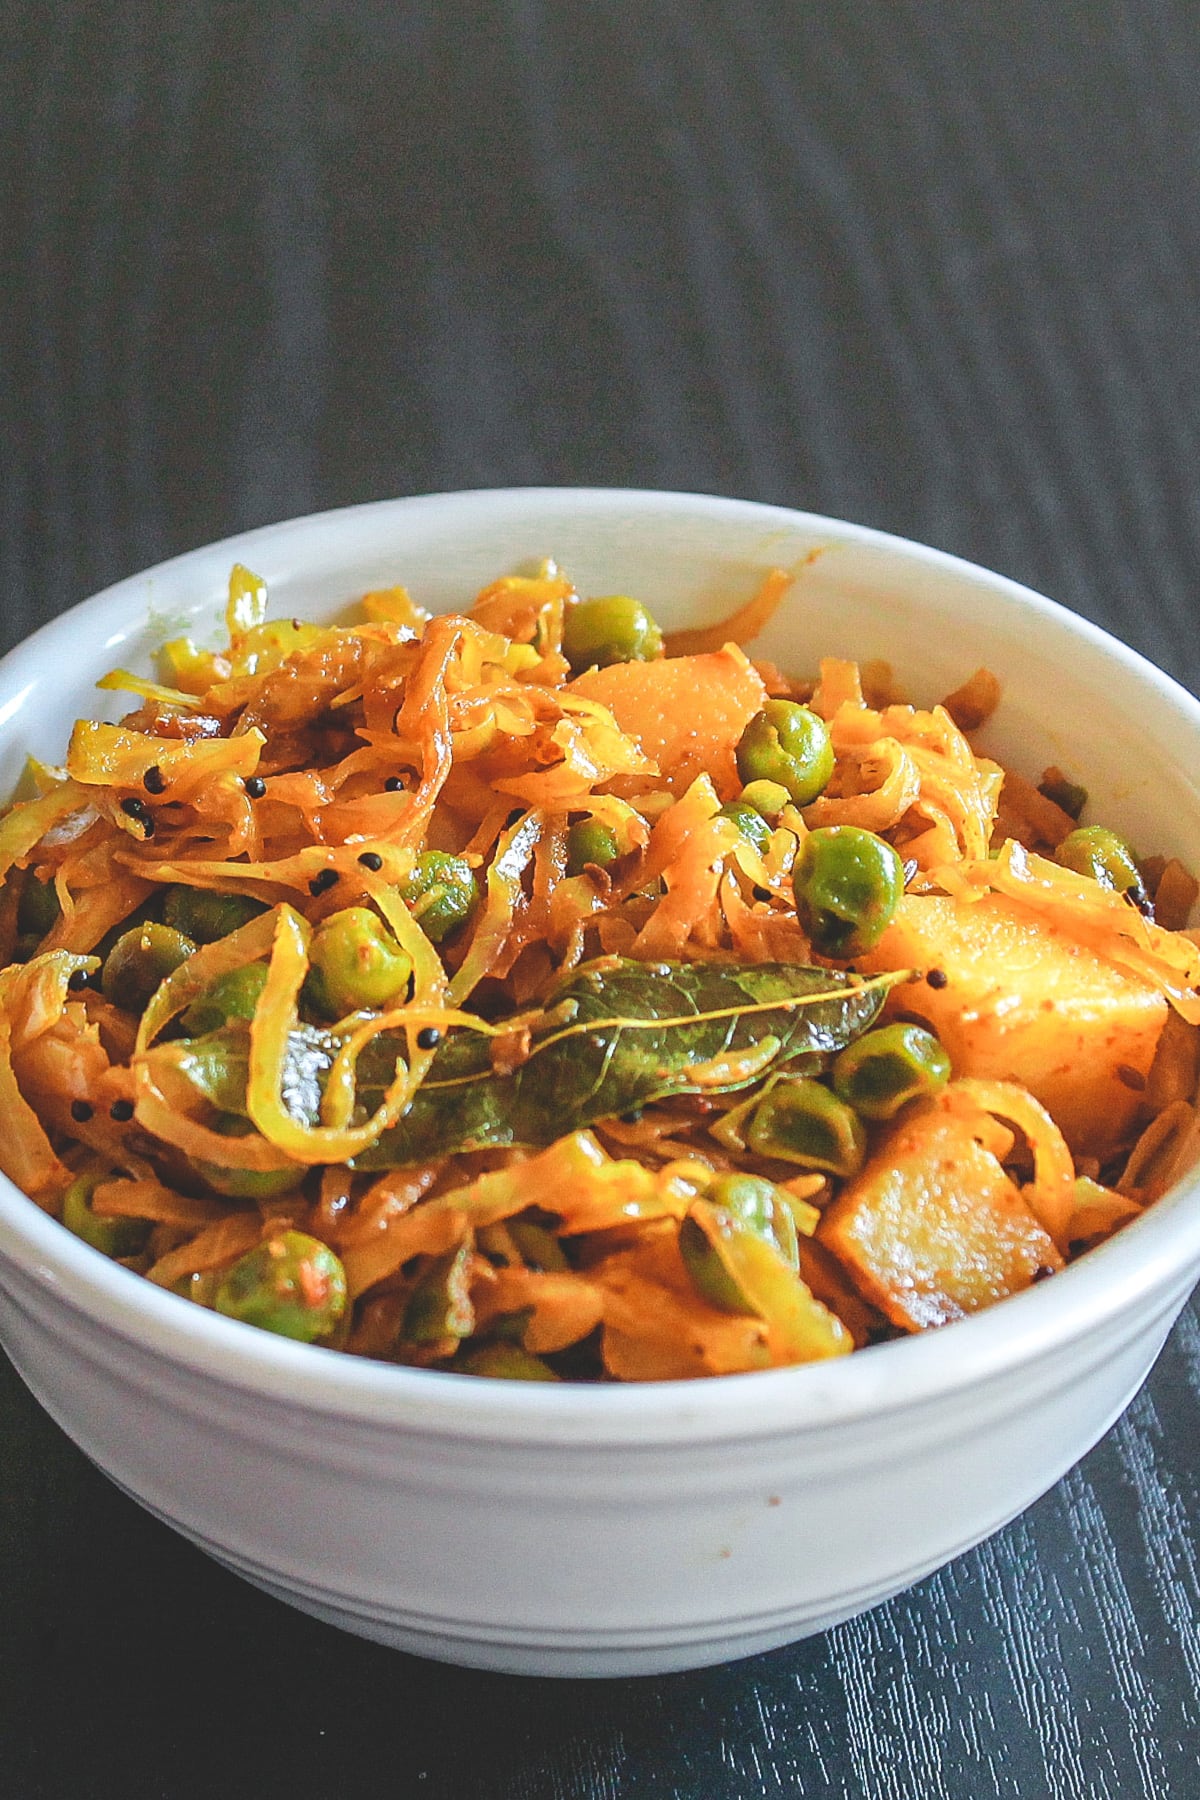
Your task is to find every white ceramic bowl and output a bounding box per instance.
[2,489,1200,1678]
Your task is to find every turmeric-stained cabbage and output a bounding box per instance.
[0,558,1194,1377]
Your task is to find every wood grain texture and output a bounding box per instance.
[3,2,1200,1795]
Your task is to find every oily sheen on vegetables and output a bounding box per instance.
[0,560,1198,1380]
[167,958,898,1166]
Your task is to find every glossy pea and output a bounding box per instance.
[680,1175,797,1315]
[214,1230,347,1344]
[404,1243,475,1344]
[1055,826,1143,897]
[61,1172,151,1259]
[400,853,480,945]
[832,1022,952,1120]
[101,922,197,1012]
[162,885,268,944]
[181,962,270,1036]
[171,1267,223,1308]
[735,701,834,807]
[792,825,904,959]
[562,594,663,673]
[679,1215,751,1314]
[738,779,790,823]
[456,1343,561,1381]
[719,800,772,855]
[679,1173,799,1313]
[307,906,413,1017]
[194,1113,305,1202]
[508,1217,570,1272]
[712,1173,800,1267]
[742,1077,866,1177]
[565,818,620,876]
[91,899,159,969]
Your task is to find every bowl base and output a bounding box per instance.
[221,1561,893,1677]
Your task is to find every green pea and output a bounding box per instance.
[181,962,270,1036]
[476,1301,536,1344]
[507,1218,570,1272]
[719,800,773,855]
[400,853,480,945]
[562,594,664,673]
[1055,826,1144,898]
[162,885,268,944]
[101,922,197,1012]
[680,1175,798,1315]
[738,779,790,823]
[735,702,834,807]
[404,1244,475,1344]
[565,818,620,876]
[194,1113,305,1202]
[715,1172,800,1265]
[61,1172,151,1259]
[792,825,903,959]
[214,1230,347,1344]
[307,906,413,1018]
[92,899,160,969]
[17,872,61,940]
[707,1172,783,1240]
[679,1173,800,1313]
[832,1022,951,1120]
[456,1343,561,1381]
[171,1268,223,1308]
[742,1078,866,1177]
[679,1215,751,1314]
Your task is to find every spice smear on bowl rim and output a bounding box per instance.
[1,559,1199,1379]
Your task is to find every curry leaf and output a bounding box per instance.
[162,959,900,1169]
[354,959,898,1168]
[164,1021,334,1124]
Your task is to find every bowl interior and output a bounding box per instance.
[6,487,1198,865]
[2,486,1200,1433]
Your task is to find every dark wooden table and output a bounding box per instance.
[3,4,1200,1795]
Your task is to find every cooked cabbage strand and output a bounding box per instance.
[0,560,1194,1379]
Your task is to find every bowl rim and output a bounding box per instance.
[3,484,1200,1447]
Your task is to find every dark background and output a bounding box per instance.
[3,3,1200,1796]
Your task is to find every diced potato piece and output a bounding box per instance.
[568,647,766,797]
[856,894,1167,1157]
[818,1103,1064,1331]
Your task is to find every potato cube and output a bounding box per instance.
[818,1103,1064,1331]
[857,894,1167,1157]
[569,648,766,796]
